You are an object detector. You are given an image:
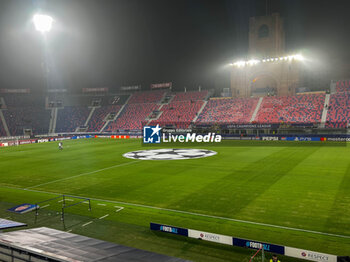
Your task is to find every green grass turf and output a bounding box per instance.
[0,138,349,261]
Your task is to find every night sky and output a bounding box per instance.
[0,0,349,92]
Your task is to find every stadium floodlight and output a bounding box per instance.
[230,53,304,68]
[294,54,304,61]
[33,14,53,33]
[247,59,260,66]
[233,61,246,67]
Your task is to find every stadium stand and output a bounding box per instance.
[197,97,259,124]
[335,80,350,93]
[56,106,90,133]
[88,105,122,132]
[3,107,50,135]
[254,94,325,124]
[0,119,6,137]
[102,94,130,105]
[2,95,50,136]
[127,90,165,104]
[0,90,343,136]
[326,92,350,128]
[151,100,204,127]
[172,90,208,102]
[105,103,159,131]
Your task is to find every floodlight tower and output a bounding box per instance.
[33,13,54,133]
[33,14,53,33]
[32,13,53,88]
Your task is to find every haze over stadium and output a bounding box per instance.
[0,0,350,261]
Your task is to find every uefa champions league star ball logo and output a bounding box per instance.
[123,149,217,160]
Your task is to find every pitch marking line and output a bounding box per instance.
[114,206,124,212]
[40,204,50,209]
[82,221,93,227]
[99,214,109,220]
[26,160,140,189]
[1,185,350,240]
[97,203,106,206]
[58,199,74,203]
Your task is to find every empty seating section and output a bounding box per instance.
[197,98,258,124]
[255,94,325,124]
[88,105,121,132]
[151,101,203,128]
[105,103,159,131]
[128,90,165,104]
[3,107,50,136]
[2,95,49,136]
[104,95,130,106]
[172,91,208,102]
[335,80,350,93]
[326,93,350,128]
[0,120,6,137]
[56,106,90,133]
[5,90,350,136]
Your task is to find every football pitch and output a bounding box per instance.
[0,138,349,261]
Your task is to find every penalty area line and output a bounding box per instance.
[25,160,141,190]
[82,221,93,227]
[1,185,350,240]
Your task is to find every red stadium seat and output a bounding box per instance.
[127,90,166,104]
[197,97,259,124]
[255,94,324,124]
[105,103,159,131]
[335,80,350,93]
[326,92,350,128]
[151,100,203,128]
[88,105,122,132]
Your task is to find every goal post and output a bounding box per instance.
[249,246,265,262]
[34,195,91,225]
[60,195,91,222]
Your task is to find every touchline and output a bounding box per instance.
[162,133,222,143]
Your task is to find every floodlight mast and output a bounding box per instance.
[33,14,53,33]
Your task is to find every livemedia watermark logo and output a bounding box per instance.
[143,124,222,144]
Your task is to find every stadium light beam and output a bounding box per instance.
[33,14,53,33]
[233,61,246,67]
[294,54,304,61]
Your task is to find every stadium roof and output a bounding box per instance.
[0,227,188,262]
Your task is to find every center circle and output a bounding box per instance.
[123,149,217,160]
